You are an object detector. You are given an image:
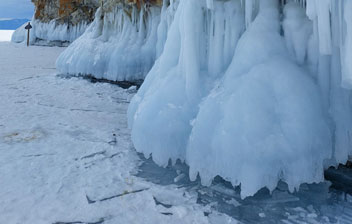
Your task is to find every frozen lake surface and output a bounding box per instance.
[0,42,229,224]
[0,41,352,223]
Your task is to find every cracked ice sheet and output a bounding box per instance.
[0,42,236,224]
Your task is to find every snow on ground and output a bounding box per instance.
[0,42,235,223]
[0,30,14,42]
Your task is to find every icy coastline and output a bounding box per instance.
[54,0,352,198]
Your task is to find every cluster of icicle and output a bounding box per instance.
[12,19,89,44]
[125,0,352,198]
[56,1,178,81]
[304,0,352,165]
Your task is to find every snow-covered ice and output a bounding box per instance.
[0,30,14,42]
[0,42,235,224]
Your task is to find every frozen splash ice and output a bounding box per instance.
[188,0,331,199]
[56,4,164,81]
[194,40,328,195]
[128,0,244,166]
[128,0,352,198]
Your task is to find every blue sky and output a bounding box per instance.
[0,0,34,19]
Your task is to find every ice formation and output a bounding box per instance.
[128,0,244,165]
[12,19,89,45]
[56,2,165,81]
[127,0,352,198]
[12,0,98,45]
[187,1,331,198]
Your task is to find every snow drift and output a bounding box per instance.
[128,0,352,198]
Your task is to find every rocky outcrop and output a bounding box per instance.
[31,0,163,26]
[32,0,99,26]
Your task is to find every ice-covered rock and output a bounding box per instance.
[12,0,99,45]
[128,0,352,198]
[56,0,171,81]
[56,3,163,81]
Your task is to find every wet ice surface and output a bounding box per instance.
[1,41,352,224]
